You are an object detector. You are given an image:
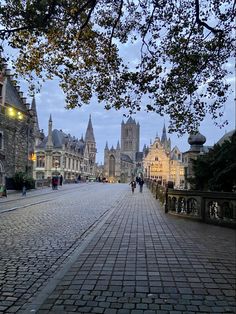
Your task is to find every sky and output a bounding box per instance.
[12,20,235,165]
[26,74,235,165]
[1,2,235,165]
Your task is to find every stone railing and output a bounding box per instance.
[145,179,236,228]
[145,179,166,205]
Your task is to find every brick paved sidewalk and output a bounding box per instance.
[0,183,85,204]
[34,187,236,314]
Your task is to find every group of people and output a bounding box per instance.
[130,177,144,194]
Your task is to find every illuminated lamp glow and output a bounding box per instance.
[17,111,24,120]
[8,107,15,117]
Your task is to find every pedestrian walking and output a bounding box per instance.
[139,178,144,193]
[52,176,58,190]
[129,180,136,194]
[59,174,63,186]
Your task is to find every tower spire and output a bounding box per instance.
[46,114,53,149]
[161,123,167,143]
[31,96,40,133]
[85,115,95,142]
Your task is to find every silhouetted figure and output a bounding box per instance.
[139,179,144,193]
[59,175,63,186]
[130,180,136,194]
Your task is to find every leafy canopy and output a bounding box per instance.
[0,0,235,133]
[190,132,236,192]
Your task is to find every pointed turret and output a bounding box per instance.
[105,141,109,150]
[85,115,96,175]
[46,114,53,150]
[85,114,95,142]
[116,140,120,150]
[161,123,167,143]
[31,96,40,132]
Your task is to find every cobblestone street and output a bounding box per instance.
[0,183,126,313]
[0,183,235,314]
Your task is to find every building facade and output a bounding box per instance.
[104,117,142,183]
[0,63,36,188]
[33,114,97,182]
[143,126,185,188]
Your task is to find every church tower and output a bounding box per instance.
[121,117,140,161]
[85,115,97,175]
[161,123,171,153]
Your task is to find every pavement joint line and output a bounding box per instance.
[21,197,122,314]
[0,184,94,214]
[0,199,55,214]
[0,183,92,205]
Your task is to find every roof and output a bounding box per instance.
[36,129,85,152]
[135,152,143,162]
[5,79,27,112]
[126,117,135,124]
[85,115,95,142]
[121,153,133,163]
[217,130,235,146]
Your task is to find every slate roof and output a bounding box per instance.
[36,129,85,152]
[126,117,135,124]
[5,79,27,112]
[217,130,235,146]
[121,153,133,163]
[85,115,95,142]
[135,152,143,162]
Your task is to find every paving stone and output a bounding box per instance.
[0,184,235,314]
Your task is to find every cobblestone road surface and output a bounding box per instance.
[0,183,127,313]
[0,184,235,314]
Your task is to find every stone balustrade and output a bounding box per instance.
[145,179,236,228]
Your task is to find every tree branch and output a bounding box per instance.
[80,0,97,30]
[109,0,124,50]
[195,0,223,34]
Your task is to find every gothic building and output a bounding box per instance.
[33,114,97,182]
[143,125,185,188]
[0,63,36,189]
[104,117,142,183]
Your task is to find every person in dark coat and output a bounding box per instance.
[59,175,63,186]
[129,180,136,194]
[139,179,144,193]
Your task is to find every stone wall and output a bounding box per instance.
[0,108,34,182]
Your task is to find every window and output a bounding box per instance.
[0,131,3,150]
[36,172,44,179]
[155,157,158,161]
[36,154,45,167]
[109,155,115,177]
[53,156,61,168]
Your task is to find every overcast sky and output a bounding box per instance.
[15,39,235,165]
[28,72,235,165]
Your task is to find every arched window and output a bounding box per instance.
[109,155,115,177]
